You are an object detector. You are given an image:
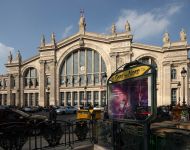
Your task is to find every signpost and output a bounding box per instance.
[107,60,157,150]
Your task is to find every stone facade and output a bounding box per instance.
[0,15,190,107]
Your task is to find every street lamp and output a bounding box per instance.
[177,82,181,106]
[181,67,187,106]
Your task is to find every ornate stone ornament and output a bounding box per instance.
[79,37,84,47]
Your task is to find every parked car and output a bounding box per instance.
[93,106,105,111]
[55,106,78,115]
[0,108,48,124]
[0,108,48,136]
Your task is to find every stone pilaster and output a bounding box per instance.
[98,91,101,106]
[20,76,24,107]
[50,61,56,105]
[15,74,21,107]
[7,74,11,105]
[39,60,46,106]
[163,63,171,105]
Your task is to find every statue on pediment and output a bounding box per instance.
[41,34,45,47]
[180,28,187,41]
[112,23,116,34]
[79,9,86,33]
[163,32,170,44]
[8,51,12,63]
[125,20,131,32]
[51,32,56,44]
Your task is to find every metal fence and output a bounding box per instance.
[0,120,95,150]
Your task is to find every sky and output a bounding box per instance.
[0,0,190,74]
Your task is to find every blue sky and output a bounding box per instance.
[0,0,189,73]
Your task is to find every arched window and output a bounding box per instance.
[59,48,107,107]
[60,48,107,87]
[24,68,38,87]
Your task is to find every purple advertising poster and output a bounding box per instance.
[108,77,150,120]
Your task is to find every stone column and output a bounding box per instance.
[15,74,21,107]
[77,91,80,107]
[7,74,11,105]
[2,94,4,105]
[98,91,101,106]
[50,61,56,105]
[39,60,46,106]
[20,76,24,107]
[91,91,94,106]
[71,92,73,106]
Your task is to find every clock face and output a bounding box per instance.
[80,66,85,71]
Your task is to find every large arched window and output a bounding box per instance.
[24,67,39,87]
[60,48,107,87]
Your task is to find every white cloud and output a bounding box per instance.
[0,43,14,74]
[112,3,183,40]
[62,25,73,38]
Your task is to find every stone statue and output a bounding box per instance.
[125,20,131,32]
[16,50,22,62]
[8,51,12,63]
[112,23,116,34]
[79,10,86,33]
[51,32,56,44]
[163,32,170,44]
[41,34,45,47]
[180,28,187,41]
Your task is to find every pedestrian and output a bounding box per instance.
[49,106,57,123]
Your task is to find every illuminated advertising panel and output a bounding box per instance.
[107,62,156,122]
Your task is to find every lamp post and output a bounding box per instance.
[181,67,187,106]
[177,82,181,106]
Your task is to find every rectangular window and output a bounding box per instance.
[73,92,78,105]
[101,91,106,106]
[4,94,7,105]
[47,76,51,85]
[87,91,91,105]
[66,92,71,105]
[35,93,39,106]
[171,68,176,79]
[60,92,64,105]
[171,88,177,105]
[87,74,92,85]
[24,93,28,106]
[94,91,99,106]
[94,74,99,85]
[12,93,16,105]
[80,91,84,105]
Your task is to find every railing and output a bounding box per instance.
[2,119,190,150]
[0,120,95,150]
